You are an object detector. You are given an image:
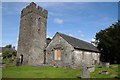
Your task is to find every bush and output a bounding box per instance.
[3,52,12,59]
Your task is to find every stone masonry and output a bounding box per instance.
[17,2,48,65]
[46,32,100,68]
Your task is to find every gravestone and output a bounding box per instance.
[81,65,90,78]
[81,61,90,78]
[99,70,109,74]
[87,65,95,72]
[100,62,110,68]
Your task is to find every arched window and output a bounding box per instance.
[38,17,41,21]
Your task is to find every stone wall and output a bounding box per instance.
[17,2,48,65]
[73,50,100,68]
[73,50,83,68]
[21,2,48,18]
[91,52,100,64]
[46,33,100,68]
[46,33,74,68]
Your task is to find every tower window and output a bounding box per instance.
[23,27,25,31]
[30,16,32,19]
[38,28,40,31]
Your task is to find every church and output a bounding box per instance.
[17,2,100,68]
[46,32,100,68]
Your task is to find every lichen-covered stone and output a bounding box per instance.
[17,2,48,65]
[46,33,74,68]
[46,33,100,68]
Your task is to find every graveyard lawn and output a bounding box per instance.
[90,64,120,78]
[2,63,120,78]
[2,65,81,78]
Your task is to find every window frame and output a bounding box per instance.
[54,49,61,61]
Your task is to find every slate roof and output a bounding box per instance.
[57,32,100,52]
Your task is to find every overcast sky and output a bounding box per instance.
[2,2,118,49]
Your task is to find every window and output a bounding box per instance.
[30,16,32,19]
[23,27,25,31]
[54,49,61,60]
[38,28,40,31]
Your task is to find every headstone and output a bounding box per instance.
[81,62,90,78]
[81,65,90,78]
[100,62,110,68]
[87,65,95,72]
[106,63,110,68]
[99,70,109,74]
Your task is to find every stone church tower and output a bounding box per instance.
[17,2,48,65]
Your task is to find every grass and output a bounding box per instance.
[90,64,120,78]
[2,65,81,78]
[2,58,120,78]
[2,59,81,78]
[0,68,1,78]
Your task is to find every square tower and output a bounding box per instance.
[17,2,48,65]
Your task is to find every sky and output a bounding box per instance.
[1,0,120,2]
[1,2,118,49]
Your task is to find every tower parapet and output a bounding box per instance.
[21,2,48,19]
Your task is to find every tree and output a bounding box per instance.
[3,52,12,59]
[95,21,120,64]
[5,44,12,48]
[12,51,17,56]
[3,44,17,59]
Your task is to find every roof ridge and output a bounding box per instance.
[57,32,99,52]
[57,32,93,46]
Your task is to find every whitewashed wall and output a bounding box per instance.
[73,49,100,68]
[73,50,83,68]
[91,52,100,64]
